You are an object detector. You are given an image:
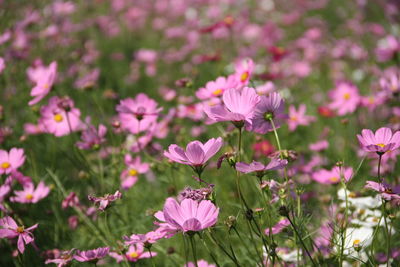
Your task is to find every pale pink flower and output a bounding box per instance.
[27,61,57,106]
[120,155,149,190]
[186,260,216,267]
[288,104,315,131]
[124,230,164,246]
[264,218,290,235]
[0,216,38,253]
[74,247,109,262]
[164,137,223,170]
[0,148,25,175]
[162,198,219,232]
[125,244,156,262]
[328,81,360,116]
[232,58,254,88]
[76,122,107,150]
[10,181,50,203]
[116,93,162,134]
[309,140,329,151]
[0,57,5,74]
[357,127,400,154]
[39,96,82,137]
[88,190,122,211]
[45,249,75,267]
[311,166,353,184]
[204,87,260,128]
[196,76,235,100]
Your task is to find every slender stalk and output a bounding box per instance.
[378,154,391,267]
[189,235,199,267]
[147,247,156,267]
[286,215,317,267]
[339,165,349,267]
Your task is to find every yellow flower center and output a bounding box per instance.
[343,93,350,100]
[128,169,138,176]
[16,226,24,233]
[26,194,33,200]
[290,116,298,121]
[53,113,63,122]
[329,177,339,182]
[129,251,139,258]
[353,239,360,246]
[212,89,223,96]
[348,192,357,198]
[223,16,234,25]
[1,162,10,169]
[240,71,249,82]
[376,143,385,148]
[43,83,49,89]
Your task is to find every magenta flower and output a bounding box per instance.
[0,216,38,253]
[27,61,57,106]
[10,181,50,203]
[264,218,290,235]
[204,87,260,128]
[311,166,353,184]
[39,96,82,137]
[0,148,25,175]
[380,70,400,95]
[153,211,179,238]
[88,190,122,211]
[328,81,360,116]
[62,192,80,209]
[164,137,223,169]
[125,244,156,262]
[162,198,219,232]
[76,121,107,150]
[251,92,287,134]
[357,127,400,154]
[287,104,315,131]
[73,247,110,262]
[120,155,149,190]
[235,158,288,177]
[116,93,162,134]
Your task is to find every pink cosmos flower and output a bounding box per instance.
[162,198,219,232]
[287,104,315,131]
[76,122,107,150]
[251,92,287,134]
[357,127,400,154]
[196,76,235,100]
[375,35,400,62]
[125,244,156,262]
[232,58,254,88]
[62,192,80,209]
[380,70,400,95]
[309,140,329,151]
[153,211,179,238]
[39,96,82,137]
[73,247,110,262]
[365,181,400,205]
[204,87,260,128]
[186,260,216,267]
[27,61,57,106]
[88,190,122,211]
[236,158,288,177]
[45,249,75,267]
[311,166,353,184]
[0,183,11,212]
[0,216,38,253]
[0,57,5,74]
[120,155,149,190]
[124,230,164,246]
[10,181,50,203]
[164,137,223,170]
[0,148,25,175]
[264,218,290,235]
[328,81,360,116]
[116,93,162,134]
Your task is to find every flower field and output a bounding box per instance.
[1,0,400,266]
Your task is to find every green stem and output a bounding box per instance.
[286,215,317,267]
[189,235,199,267]
[378,154,391,267]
